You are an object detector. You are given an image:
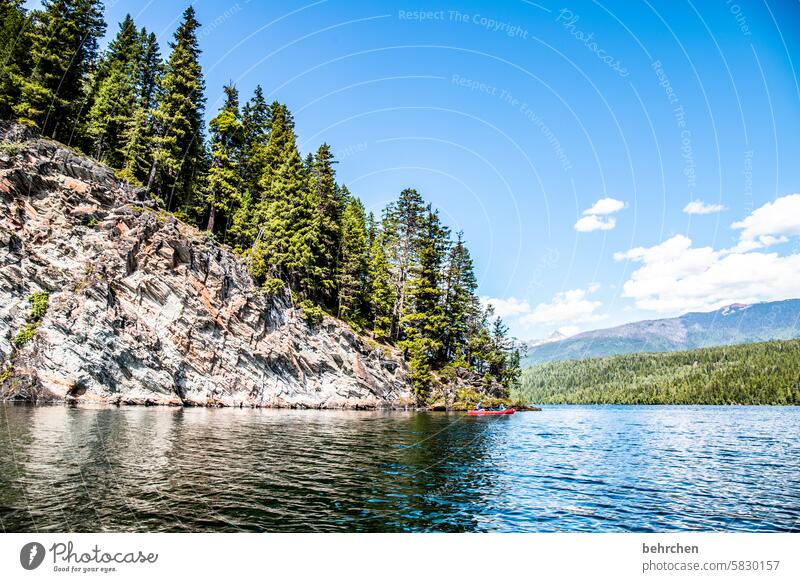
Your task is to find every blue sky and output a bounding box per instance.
[30,0,800,339]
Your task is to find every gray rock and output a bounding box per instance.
[0,123,411,409]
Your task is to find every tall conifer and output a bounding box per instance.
[0,0,28,117]
[337,194,368,321]
[13,0,105,140]
[205,83,242,236]
[86,14,141,165]
[149,6,206,218]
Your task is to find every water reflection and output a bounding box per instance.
[0,404,798,532]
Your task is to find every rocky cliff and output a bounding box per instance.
[0,123,411,408]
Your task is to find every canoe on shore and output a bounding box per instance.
[466,408,516,416]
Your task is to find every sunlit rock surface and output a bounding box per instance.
[0,123,410,408]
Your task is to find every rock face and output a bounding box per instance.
[0,123,411,408]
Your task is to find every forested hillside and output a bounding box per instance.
[0,1,521,400]
[514,340,800,405]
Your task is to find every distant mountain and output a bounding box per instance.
[521,299,800,366]
[525,330,567,348]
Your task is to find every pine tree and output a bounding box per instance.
[337,194,368,321]
[205,83,242,236]
[367,225,395,339]
[137,30,161,111]
[240,85,271,191]
[441,232,479,362]
[309,143,342,305]
[148,6,206,219]
[251,102,310,290]
[13,0,105,141]
[0,0,28,117]
[86,15,141,166]
[382,188,426,341]
[466,304,494,374]
[228,188,258,253]
[489,317,521,390]
[118,28,161,183]
[227,86,271,251]
[400,206,450,396]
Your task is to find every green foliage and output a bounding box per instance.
[261,277,285,298]
[205,83,242,237]
[298,300,324,327]
[366,221,395,339]
[28,291,49,321]
[148,6,207,218]
[382,188,427,341]
[442,232,479,361]
[399,206,450,397]
[0,0,29,118]
[308,143,342,305]
[13,323,37,347]
[514,339,800,405]
[0,141,25,156]
[13,291,49,348]
[86,15,141,166]
[0,364,12,383]
[12,0,105,140]
[337,194,368,322]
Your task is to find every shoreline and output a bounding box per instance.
[0,399,542,411]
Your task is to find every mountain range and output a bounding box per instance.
[521,299,800,366]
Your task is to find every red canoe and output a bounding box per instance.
[467,408,516,416]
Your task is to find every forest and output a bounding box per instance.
[514,339,800,405]
[0,1,521,400]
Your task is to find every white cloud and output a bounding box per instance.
[575,197,626,232]
[683,199,725,215]
[614,195,800,313]
[481,285,605,339]
[583,197,627,215]
[615,234,800,314]
[481,296,531,319]
[521,285,605,326]
[574,215,616,232]
[731,193,800,251]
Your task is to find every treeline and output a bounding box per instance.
[0,1,521,399]
[513,340,800,405]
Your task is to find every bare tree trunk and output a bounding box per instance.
[206,205,216,233]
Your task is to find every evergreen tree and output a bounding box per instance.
[240,85,270,191]
[148,6,206,219]
[382,188,426,341]
[13,0,105,140]
[118,28,161,183]
[0,0,28,117]
[400,206,450,396]
[309,143,342,305]
[227,86,271,251]
[441,232,479,362]
[205,83,242,236]
[337,194,368,321]
[137,30,161,110]
[466,304,494,373]
[251,102,310,291]
[86,14,141,165]
[367,225,395,339]
[488,317,519,389]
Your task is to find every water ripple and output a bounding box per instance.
[0,404,798,532]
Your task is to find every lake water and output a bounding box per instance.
[0,404,798,532]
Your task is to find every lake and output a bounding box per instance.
[0,404,798,532]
